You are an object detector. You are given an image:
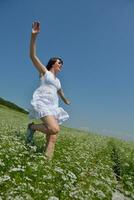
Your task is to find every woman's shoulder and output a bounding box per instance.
[39,70,50,79]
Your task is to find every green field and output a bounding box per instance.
[0,104,134,200]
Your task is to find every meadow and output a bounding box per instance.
[0,104,134,200]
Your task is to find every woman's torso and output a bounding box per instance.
[32,71,61,106]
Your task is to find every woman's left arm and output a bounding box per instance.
[57,89,71,105]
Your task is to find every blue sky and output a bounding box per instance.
[0,0,134,139]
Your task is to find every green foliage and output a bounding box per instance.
[0,106,133,199]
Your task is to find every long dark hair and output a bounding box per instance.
[46,57,63,70]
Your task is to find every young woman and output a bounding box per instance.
[26,22,70,160]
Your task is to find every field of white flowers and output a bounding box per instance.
[0,104,134,200]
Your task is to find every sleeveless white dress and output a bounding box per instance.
[29,71,69,125]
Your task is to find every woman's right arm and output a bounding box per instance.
[30,22,47,75]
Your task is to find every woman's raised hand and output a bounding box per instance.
[32,21,40,34]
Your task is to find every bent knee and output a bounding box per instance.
[49,126,60,134]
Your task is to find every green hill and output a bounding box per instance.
[0,97,28,114]
[0,105,133,199]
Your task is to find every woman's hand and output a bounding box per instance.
[32,21,40,34]
[58,89,71,105]
[65,99,71,105]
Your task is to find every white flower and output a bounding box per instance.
[67,171,77,179]
[9,166,25,172]
[48,196,59,200]
[0,159,5,167]
[0,175,10,184]
[14,195,24,200]
[54,167,64,174]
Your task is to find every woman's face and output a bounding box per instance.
[53,59,63,73]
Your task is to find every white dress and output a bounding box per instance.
[29,71,69,125]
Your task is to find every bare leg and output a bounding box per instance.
[31,123,50,134]
[44,134,58,160]
[31,116,60,160]
[42,116,60,160]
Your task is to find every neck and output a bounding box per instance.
[50,69,56,77]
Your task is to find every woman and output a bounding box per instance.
[26,22,70,160]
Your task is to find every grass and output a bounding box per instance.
[0,104,134,199]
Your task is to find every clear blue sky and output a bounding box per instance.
[0,0,134,139]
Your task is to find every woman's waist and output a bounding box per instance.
[35,86,56,94]
[33,87,57,98]
[32,92,59,104]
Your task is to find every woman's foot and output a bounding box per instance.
[26,122,35,144]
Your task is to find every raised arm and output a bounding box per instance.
[30,22,47,75]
